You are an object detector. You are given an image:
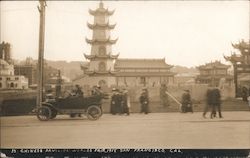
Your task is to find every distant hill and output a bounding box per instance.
[15,58,86,80]
[15,58,199,80]
[45,60,86,80]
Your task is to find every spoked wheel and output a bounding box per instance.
[37,106,52,121]
[50,109,57,119]
[86,105,102,120]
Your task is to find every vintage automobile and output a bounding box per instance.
[36,92,107,121]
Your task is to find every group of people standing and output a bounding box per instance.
[110,87,150,115]
[110,88,130,115]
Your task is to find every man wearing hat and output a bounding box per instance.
[140,88,149,114]
[181,89,193,113]
[110,88,122,115]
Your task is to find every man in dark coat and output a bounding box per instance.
[110,88,122,115]
[140,88,149,114]
[203,88,213,118]
[181,90,193,113]
[210,88,223,118]
[242,86,248,102]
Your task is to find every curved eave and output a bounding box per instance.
[87,22,116,30]
[85,70,117,75]
[89,9,115,16]
[84,53,119,60]
[85,38,118,45]
[224,55,244,63]
[84,53,94,59]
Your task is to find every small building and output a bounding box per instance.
[14,64,36,86]
[195,61,233,87]
[14,58,60,88]
[0,59,28,90]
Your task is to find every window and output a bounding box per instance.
[98,62,106,71]
[140,77,146,85]
[0,82,2,88]
[6,77,10,81]
[15,77,19,80]
[10,82,14,88]
[98,46,106,55]
[0,77,2,80]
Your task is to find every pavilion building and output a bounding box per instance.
[195,61,233,87]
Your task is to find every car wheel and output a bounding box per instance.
[70,113,77,118]
[37,106,52,121]
[50,109,57,119]
[86,105,102,120]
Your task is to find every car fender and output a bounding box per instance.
[41,102,58,111]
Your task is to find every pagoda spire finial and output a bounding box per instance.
[99,1,104,8]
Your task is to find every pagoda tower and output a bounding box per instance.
[83,2,119,78]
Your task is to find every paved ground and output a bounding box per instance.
[1,112,250,149]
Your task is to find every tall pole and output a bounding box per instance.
[37,0,46,107]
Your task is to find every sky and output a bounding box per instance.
[0,1,249,67]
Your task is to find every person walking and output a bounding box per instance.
[210,88,223,118]
[203,88,214,118]
[181,90,193,113]
[121,88,130,115]
[140,88,149,114]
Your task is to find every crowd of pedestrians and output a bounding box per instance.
[48,82,250,118]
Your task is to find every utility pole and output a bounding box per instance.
[37,0,46,107]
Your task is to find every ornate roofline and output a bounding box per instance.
[87,22,116,30]
[196,61,231,70]
[84,53,119,60]
[115,58,173,69]
[88,8,114,16]
[85,37,118,45]
[85,69,117,76]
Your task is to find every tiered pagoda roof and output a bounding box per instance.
[224,54,244,63]
[85,37,118,45]
[231,40,250,55]
[84,69,117,76]
[84,53,119,60]
[197,61,230,70]
[87,21,116,30]
[224,40,250,64]
[88,2,114,16]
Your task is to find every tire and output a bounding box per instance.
[86,105,102,120]
[70,113,77,118]
[37,106,52,121]
[50,109,57,119]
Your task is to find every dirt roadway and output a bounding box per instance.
[1,112,250,148]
